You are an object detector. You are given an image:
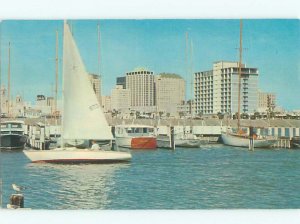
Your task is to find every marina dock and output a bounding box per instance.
[2,117,298,149]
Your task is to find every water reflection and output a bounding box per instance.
[25,163,130,209]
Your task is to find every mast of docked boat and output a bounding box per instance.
[237,19,243,131]
[185,32,189,135]
[190,38,194,129]
[54,29,59,141]
[7,42,11,118]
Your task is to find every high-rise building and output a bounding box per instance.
[116,77,126,89]
[89,73,102,105]
[126,68,155,111]
[111,85,131,111]
[258,91,276,112]
[194,61,259,115]
[155,73,185,115]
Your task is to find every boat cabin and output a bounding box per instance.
[115,125,155,137]
[1,121,25,135]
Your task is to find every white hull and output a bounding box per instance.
[175,139,201,148]
[156,134,201,148]
[221,133,276,148]
[115,137,132,148]
[115,136,157,149]
[23,148,131,163]
[156,135,172,148]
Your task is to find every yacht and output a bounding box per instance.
[0,121,27,150]
[115,124,157,149]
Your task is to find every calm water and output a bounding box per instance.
[0,145,299,209]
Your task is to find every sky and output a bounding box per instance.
[0,19,299,110]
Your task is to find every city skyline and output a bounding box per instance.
[0,19,299,110]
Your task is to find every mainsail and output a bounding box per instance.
[62,22,113,140]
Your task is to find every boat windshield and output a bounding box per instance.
[1,124,9,128]
[0,123,22,129]
[11,124,23,128]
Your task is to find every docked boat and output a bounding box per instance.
[156,129,201,149]
[0,121,27,150]
[115,124,157,149]
[220,20,276,149]
[23,22,131,163]
[175,132,201,148]
[291,136,300,148]
[221,130,277,148]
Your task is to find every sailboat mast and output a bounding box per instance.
[185,32,189,113]
[7,42,11,118]
[237,20,243,130]
[55,30,58,117]
[97,22,102,105]
[190,39,194,119]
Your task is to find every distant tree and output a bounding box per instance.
[179,112,185,118]
[159,111,164,118]
[254,111,261,119]
[217,112,224,120]
[241,113,249,119]
[233,112,238,120]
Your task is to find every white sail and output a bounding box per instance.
[62,22,113,140]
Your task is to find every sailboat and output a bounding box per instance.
[176,33,201,148]
[23,22,131,163]
[221,20,276,149]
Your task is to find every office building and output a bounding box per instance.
[194,61,259,115]
[126,68,155,112]
[155,73,185,115]
[111,85,131,111]
[258,91,276,112]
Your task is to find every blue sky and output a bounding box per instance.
[0,19,299,110]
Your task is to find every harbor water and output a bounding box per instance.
[1,145,299,209]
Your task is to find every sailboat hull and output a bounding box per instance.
[221,133,276,148]
[23,148,132,163]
